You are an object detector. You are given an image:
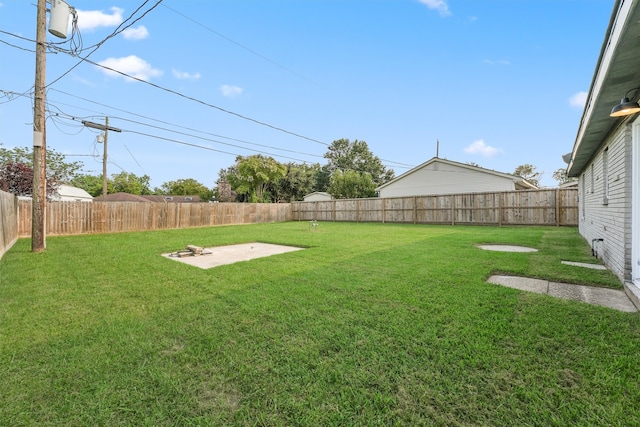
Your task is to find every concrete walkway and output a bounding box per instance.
[487,275,638,312]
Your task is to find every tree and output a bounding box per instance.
[328,170,377,199]
[214,166,239,202]
[110,172,152,195]
[0,162,36,196]
[324,139,394,186]
[70,174,105,197]
[226,155,287,202]
[269,162,321,202]
[552,168,577,185]
[160,178,213,201]
[0,144,83,190]
[513,164,541,187]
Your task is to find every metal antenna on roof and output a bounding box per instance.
[436,139,440,158]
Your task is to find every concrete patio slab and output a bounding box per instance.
[162,242,304,269]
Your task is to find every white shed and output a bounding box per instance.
[375,157,536,198]
[52,185,93,202]
[303,192,333,202]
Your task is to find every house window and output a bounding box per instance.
[164,196,173,201]
[603,147,609,205]
[184,197,193,201]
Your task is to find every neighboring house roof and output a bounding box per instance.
[303,192,333,201]
[568,0,640,176]
[53,184,93,202]
[95,193,201,203]
[559,180,579,189]
[375,157,537,195]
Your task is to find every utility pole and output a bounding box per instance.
[82,118,122,197]
[31,0,47,252]
[102,118,108,197]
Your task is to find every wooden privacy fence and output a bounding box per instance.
[17,200,292,237]
[292,189,578,226]
[0,191,19,258]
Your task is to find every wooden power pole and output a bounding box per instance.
[31,0,47,252]
[82,118,122,197]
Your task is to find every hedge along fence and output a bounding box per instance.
[0,190,19,259]
[292,189,579,226]
[17,200,292,237]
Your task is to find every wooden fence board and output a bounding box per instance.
[291,189,578,226]
[0,191,19,259]
[17,201,292,237]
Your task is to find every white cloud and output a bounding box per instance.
[122,25,149,40]
[569,91,588,108]
[97,55,162,82]
[172,69,201,80]
[220,85,244,98]
[76,7,124,31]
[418,0,451,17]
[464,139,501,158]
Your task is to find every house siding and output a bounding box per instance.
[378,161,516,198]
[578,124,632,282]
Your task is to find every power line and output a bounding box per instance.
[3,87,415,173]
[45,0,165,88]
[160,3,321,88]
[67,54,331,146]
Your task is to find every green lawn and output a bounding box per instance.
[1,222,638,426]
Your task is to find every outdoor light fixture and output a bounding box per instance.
[610,87,640,117]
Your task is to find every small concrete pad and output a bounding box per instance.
[478,245,538,252]
[487,275,638,312]
[548,282,637,312]
[561,261,607,270]
[162,242,304,269]
[487,275,548,293]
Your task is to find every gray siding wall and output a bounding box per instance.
[578,123,632,282]
[379,162,516,198]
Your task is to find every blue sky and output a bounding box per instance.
[0,0,614,189]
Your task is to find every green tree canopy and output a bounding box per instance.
[110,172,152,195]
[226,155,287,202]
[69,174,105,197]
[328,170,377,199]
[0,144,83,189]
[160,178,213,201]
[269,162,322,202]
[323,139,394,186]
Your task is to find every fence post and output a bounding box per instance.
[555,188,560,226]
[382,198,386,223]
[451,195,455,226]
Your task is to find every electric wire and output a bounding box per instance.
[160,3,320,87]
[45,0,165,89]
[124,128,309,163]
[49,88,324,159]
[64,54,331,147]
[3,87,415,173]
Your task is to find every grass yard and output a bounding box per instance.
[1,222,638,426]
